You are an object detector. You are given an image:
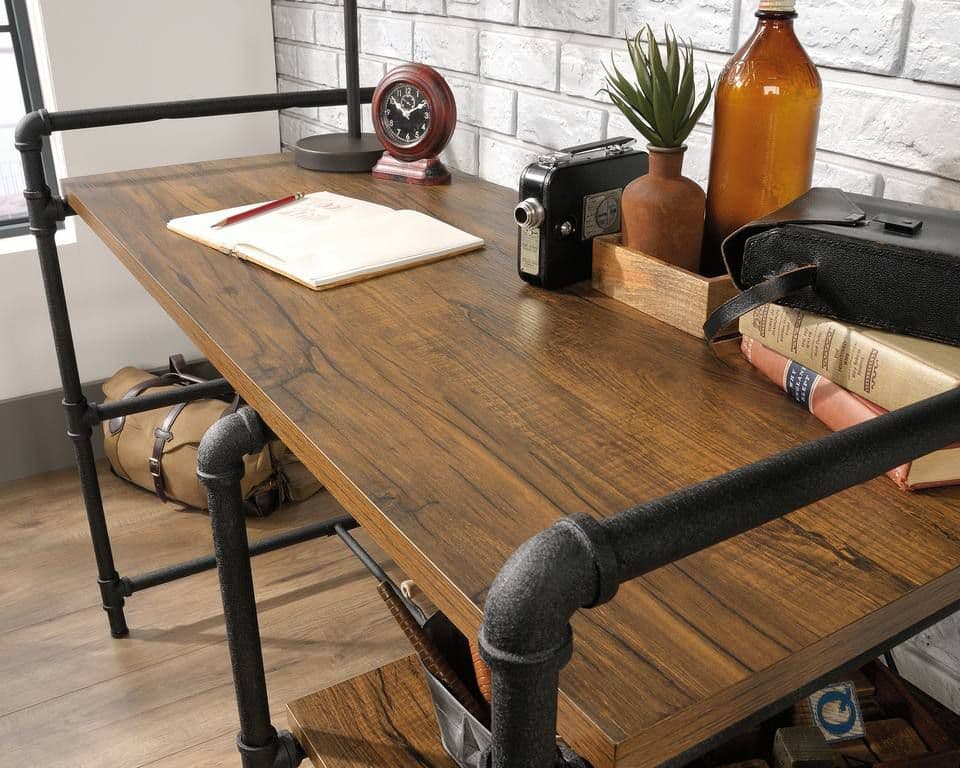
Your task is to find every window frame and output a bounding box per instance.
[2,0,56,238]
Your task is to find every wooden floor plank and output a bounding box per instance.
[0,462,414,767]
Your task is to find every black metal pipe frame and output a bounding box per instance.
[479,386,960,768]
[16,87,374,639]
[198,407,315,768]
[335,523,428,626]
[86,378,235,425]
[122,515,359,595]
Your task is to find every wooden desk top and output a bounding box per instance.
[64,154,960,768]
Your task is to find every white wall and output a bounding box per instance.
[0,0,280,401]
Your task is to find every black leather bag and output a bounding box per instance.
[704,188,960,346]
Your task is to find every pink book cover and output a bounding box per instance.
[741,336,959,491]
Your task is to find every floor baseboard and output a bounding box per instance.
[1,359,217,483]
[1,379,107,484]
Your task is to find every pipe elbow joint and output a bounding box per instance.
[197,406,267,487]
[15,109,51,151]
[478,513,619,670]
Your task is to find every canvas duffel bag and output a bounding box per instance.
[101,355,321,516]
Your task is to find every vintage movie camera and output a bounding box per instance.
[514,137,648,289]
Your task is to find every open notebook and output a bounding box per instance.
[167,191,484,290]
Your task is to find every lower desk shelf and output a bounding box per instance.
[287,654,457,768]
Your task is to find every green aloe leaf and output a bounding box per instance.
[603,58,638,105]
[607,91,663,145]
[627,35,655,105]
[675,69,714,143]
[604,58,657,126]
[646,26,675,145]
[672,45,695,126]
[601,84,659,140]
[665,27,680,96]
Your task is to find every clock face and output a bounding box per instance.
[380,83,431,147]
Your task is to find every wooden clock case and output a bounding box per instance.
[371,64,457,185]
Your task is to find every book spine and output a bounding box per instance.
[739,304,958,412]
[741,337,913,490]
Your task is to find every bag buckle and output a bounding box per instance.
[873,213,923,236]
[148,456,162,479]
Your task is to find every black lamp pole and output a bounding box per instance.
[343,0,362,138]
[294,0,384,171]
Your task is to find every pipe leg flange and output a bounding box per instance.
[236,729,305,768]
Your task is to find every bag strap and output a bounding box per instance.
[148,395,240,505]
[703,265,818,344]
[221,394,242,419]
[108,357,208,436]
[149,401,189,503]
[168,354,207,384]
[109,374,180,436]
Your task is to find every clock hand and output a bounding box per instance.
[398,101,428,120]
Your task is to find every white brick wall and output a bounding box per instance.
[414,21,479,74]
[479,30,559,90]
[737,1,910,75]
[272,0,960,212]
[273,0,960,716]
[905,0,960,86]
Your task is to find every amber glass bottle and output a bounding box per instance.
[701,0,822,275]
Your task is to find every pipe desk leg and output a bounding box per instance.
[68,411,128,637]
[198,408,304,768]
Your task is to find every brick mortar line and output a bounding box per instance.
[275,28,960,103]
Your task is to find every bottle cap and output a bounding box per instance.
[758,0,796,11]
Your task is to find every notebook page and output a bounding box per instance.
[167,192,393,256]
[168,192,484,290]
[242,208,483,288]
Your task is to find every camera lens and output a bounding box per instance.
[514,198,544,229]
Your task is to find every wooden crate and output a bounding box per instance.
[592,234,738,339]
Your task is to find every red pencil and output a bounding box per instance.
[210,192,304,228]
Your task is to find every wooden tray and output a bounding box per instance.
[592,234,737,338]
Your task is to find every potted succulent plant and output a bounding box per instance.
[602,25,713,273]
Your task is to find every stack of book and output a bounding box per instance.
[740,304,960,491]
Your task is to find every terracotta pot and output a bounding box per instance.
[620,145,705,274]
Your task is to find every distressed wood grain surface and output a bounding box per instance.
[63,154,960,768]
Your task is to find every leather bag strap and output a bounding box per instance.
[109,374,180,436]
[168,354,206,384]
[221,394,241,419]
[150,401,189,502]
[703,265,818,344]
[109,356,208,435]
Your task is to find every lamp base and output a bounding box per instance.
[294,133,384,172]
